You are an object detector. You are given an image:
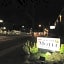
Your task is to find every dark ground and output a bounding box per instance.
[0,47,27,64]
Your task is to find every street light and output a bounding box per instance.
[3,27,6,30]
[22,25,24,28]
[38,24,41,27]
[0,20,3,23]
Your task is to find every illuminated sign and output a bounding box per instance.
[37,37,60,52]
[50,26,55,29]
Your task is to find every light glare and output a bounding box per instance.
[50,26,55,29]
[0,20,3,23]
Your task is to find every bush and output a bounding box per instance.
[30,47,38,54]
[45,52,64,62]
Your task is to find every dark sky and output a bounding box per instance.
[0,0,64,29]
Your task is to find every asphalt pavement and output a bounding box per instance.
[0,35,32,64]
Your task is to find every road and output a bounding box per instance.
[0,35,31,64]
[0,47,28,64]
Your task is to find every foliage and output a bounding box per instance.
[30,47,38,54]
[60,44,64,53]
[23,44,30,54]
[45,52,64,62]
[22,40,38,54]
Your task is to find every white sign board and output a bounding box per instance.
[37,37,60,52]
[50,26,55,29]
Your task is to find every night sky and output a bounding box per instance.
[0,0,64,30]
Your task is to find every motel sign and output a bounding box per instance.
[37,37,60,52]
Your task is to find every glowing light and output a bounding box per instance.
[38,24,41,27]
[3,27,6,29]
[1,27,6,29]
[50,26,55,29]
[0,20,3,23]
[22,25,24,28]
